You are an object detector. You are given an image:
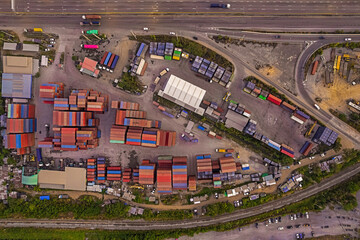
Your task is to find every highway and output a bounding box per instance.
[1,163,359,230]
[0,0,359,15]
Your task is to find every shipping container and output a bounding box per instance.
[267,94,282,105]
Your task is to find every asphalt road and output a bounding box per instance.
[1,163,359,230]
[1,0,360,14]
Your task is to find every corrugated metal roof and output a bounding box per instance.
[1,73,32,99]
[3,42,17,50]
[22,43,39,52]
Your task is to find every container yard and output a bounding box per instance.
[139,160,155,185]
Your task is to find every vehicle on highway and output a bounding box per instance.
[169,32,175,35]
[210,3,231,8]
[193,36,198,40]
[82,15,101,20]
[314,104,321,110]
[275,35,281,39]
[345,38,352,41]
[143,27,149,31]
[277,226,284,230]
[319,36,325,39]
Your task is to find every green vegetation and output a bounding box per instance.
[213,35,278,49]
[330,109,360,133]
[131,35,233,70]
[0,30,20,46]
[298,149,360,188]
[118,72,144,94]
[2,172,360,240]
[206,202,235,216]
[161,194,180,205]
[34,72,40,78]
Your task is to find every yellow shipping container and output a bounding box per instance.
[34,28,43,32]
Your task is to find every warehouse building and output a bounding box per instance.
[38,167,86,191]
[158,74,206,115]
[22,43,39,52]
[2,56,34,75]
[80,57,100,78]
[1,73,32,99]
[225,110,249,132]
[312,126,338,146]
[3,42,18,51]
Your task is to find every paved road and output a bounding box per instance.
[1,0,360,14]
[1,163,360,230]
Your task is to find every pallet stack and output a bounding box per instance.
[97,157,106,184]
[157,156,173,194]
[139,160,155,185]
[172,156,187,190]
[106,166,122,181]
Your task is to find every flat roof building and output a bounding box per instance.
[2,56,33,75]
[225,110,249,132]
[22,43,39,52]
[3,42,17,51]
[37,167,86,191]
[1,73,32,99]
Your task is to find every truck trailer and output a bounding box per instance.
[82,15,102,20]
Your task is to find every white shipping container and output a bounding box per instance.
[242,111,251,118]
[208,131,216,137]
[290,115,304,124]
[268,139,281,149]
[150,54,164,60]
[136,59,146,75]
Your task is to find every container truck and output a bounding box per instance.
[81,44,99,49]
[99,52,109,67]
[82,29,99,35]
[90,21,101,26]
[210,3,231,8]
[82,15,102,20]
[24,28,43,32]
[109,55,119,73]
[181,133,191,142]
[80,21,91,26]
[103,52,112,69]
[216,148,226,153]
[106,54,116,71]
[159,68,169,76]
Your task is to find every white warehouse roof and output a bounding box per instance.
[162,74,206,111]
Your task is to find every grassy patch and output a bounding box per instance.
[330,109,360,133]
[118,72,144,94]
[130,35,233,70]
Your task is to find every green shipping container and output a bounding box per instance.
[258,95,267,100]
[86,30,99,35]
[164,55,172,60]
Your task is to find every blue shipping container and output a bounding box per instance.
[104,52,112,66]
[40,195,50,200]
[197,125,205,131]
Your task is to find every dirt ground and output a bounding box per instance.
[306,48,360,113]
[212,38,303,94]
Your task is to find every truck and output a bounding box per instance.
[216,148,226,153]
[154,76,161,84]
[90,21,101,26]
[36,148,42,162]
[106,54,116,71]
[210,3,231,8]
[109,55,119,73]
[82,15,102,20]
[32,39,42,44]
[103,52,112,69]
[58,194,69,199]
[80,21,91,26]
[82,29,99,35]
[181,133,191,142]
[197,125,206,131]
[226,148,234,153]
[99,52,109,67]
[159,68,170,76]
[39,195,50,200]
[81,44,99,49]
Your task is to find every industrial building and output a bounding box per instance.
[2,56,34,75]
[80,57,100,78]
[158,74,206,115]
[225,110,249,132]
[38,167,86,191]
[312,126,339,146]
[1,73,32,99]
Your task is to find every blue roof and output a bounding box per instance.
[1,73,32,98]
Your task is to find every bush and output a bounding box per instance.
[118,72,143,94]
[34,72,40,78]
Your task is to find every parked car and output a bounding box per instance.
[277,226,284,231]
[214,192,219,199]
[169,32,176,35]
[50,41,56,44]
[295,224,301,228]
[193,36,198,40]
[305,212,309,219]
[345,38,352,41]
[143,27,149,31]
[287,225,293,229]
[275,35,281,38]
[47,44,54,48]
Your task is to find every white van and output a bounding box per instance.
[314,104,320,110]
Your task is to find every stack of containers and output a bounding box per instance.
[299,141,314,156]
[266,94,282,106]
[141,128,158,147]
[7,104,35,119]
[106,166,121,181]
[172,156,187,190]
[87,102,105,112]
[115,110,126,125]
[111,101,119,109]
[188,176,196,191]
[196,154,213,183]
[6,119,36,133]
[157,156,173,194]
[219,157,237,173]
[133,168,139,183]
[119,101,140,110]
[156,130,176,146]
[126,127,142,146]
[97,157,106,184]
[267,139,281,151]
[139,160,155,185]
[60,128,78,151]
[54,98,69,110]
[38,138,54,148]
[123,118,161,128]
[39,82,64,103]
[53,111,94,126]
[4,133,35,149]
[110,125,127,144]
[123,168,132,182]
[281,144,295,158]
[87,158,96,185]
[212,159,220,171]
